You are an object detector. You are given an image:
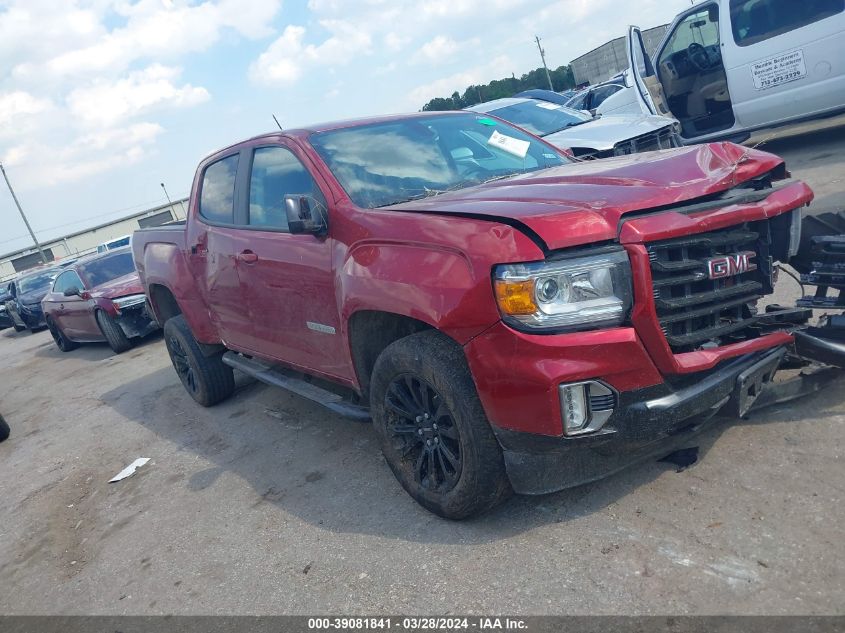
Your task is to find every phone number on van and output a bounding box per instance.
[751,49,807,91]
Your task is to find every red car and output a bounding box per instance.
[41,247,159,353]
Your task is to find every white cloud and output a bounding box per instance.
[67,65,210,127]
[2,122,163,187]
[250,25,307,83]
[407,55,513,105]
[250,20,373,85]
[12,0,282,81]
[416,36,460,63]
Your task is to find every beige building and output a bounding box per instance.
[1,198,187,282]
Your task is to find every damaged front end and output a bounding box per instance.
[111,294,160,339]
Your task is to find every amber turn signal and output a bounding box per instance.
[494,279,537,316]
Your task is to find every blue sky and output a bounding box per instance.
[0,0,693,255]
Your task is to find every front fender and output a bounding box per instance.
[339,240,498,344]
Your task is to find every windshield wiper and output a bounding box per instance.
[541,120,588,136]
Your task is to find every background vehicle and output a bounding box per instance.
[4,267,61,332]
[133,112,813,520]
[0,285,13,330]
[42,247,158,354]
[623,0,845,142]
[96,234,132,254]
[467,97,681,159]
[564,78,637,116]
[514,89,578,106]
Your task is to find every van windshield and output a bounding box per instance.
[309,113,567,209]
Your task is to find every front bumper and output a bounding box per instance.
[17,304,45,329]
[115,303,160,339]
[494,347,787,494]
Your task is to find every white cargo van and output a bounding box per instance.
[619,0,844,142]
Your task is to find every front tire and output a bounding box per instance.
[47,318,79,352]
[13,324,26,333]
[0,414,9,442]
[96,310,132,354]
[370,331,512,520]
[163,315,234,407]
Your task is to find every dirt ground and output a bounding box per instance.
[0,116,843,615]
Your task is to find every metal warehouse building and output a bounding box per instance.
[0,198,187,282]
[570,25,669,87]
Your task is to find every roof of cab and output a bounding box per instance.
[205,111,473,159]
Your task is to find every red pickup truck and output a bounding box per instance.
[132,111,813,519]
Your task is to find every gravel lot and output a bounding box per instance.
[1,117,843,615]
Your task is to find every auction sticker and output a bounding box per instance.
[751,49,806,90]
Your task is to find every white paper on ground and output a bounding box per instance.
[109,458,150,483]
[487,129,530,159]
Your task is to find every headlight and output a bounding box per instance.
[112,294,147,311]
[494,249,632,331]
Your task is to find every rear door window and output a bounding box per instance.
[730,0,844,46]
[199,154,239,224]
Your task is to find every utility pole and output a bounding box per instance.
[535,35,555,92]
[0,162,48,264]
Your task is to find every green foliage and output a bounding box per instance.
[421,65,575,111]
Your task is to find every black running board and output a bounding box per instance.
[222,352,370,421]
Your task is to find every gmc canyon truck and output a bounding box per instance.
[133,111,816,519]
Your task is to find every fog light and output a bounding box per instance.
[559,380,616,436]
[560,383,588,433]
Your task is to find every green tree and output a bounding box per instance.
[420,64,575,111]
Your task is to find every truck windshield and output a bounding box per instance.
[309,113,568,208]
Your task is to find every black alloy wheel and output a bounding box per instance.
[384,374,462,493]
[167,334,198,395]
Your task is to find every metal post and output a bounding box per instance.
[535,35,555,92]
[0,162,47,264]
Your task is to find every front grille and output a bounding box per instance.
[571,128,679,160]
[613,127,678,156]
[648,223,774,352]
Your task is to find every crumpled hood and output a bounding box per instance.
[90,272,143,300]
[543,114,675,151]
[390,142,787,251]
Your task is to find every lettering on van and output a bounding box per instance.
[751,49,807,91]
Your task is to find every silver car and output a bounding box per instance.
[466,97,681,160]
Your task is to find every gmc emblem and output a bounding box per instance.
[706,251,757,280]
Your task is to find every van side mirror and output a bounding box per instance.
[285,194,327,235]
[63,286,81,297]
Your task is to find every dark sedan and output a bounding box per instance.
[4,267,62,332]
[41,248,159,354]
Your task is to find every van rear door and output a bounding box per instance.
[723,0,845,129]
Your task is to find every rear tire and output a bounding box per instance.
[96,310,132,354]
[13,324,25,333]
[163,314,234,407]
[0,414,9,442]
[47,318,79,352]
[370,330,512,520]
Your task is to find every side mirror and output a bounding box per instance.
[285,194,327,235]
[63,286,81,297]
